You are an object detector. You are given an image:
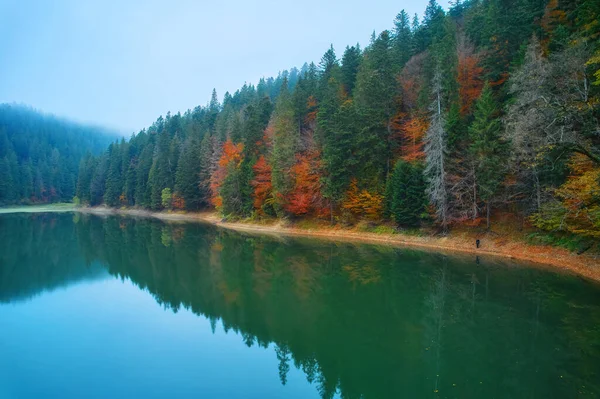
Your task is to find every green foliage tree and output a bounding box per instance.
[161,187,172,210]
[468,82,506,228]
[175,139,203,210]
[386,160,426,227]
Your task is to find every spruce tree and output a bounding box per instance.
[340,45,361,96]
[175,139,202,210]
[392,10,413,68]
[468,82,506,228]
[386,160,426,227]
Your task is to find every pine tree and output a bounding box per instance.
[469,82,506,228]
[104,142,123,207]
[354,30,397,186]
[199,132,217,207]
[175,139,202,210]
[134,142,154,207]
[270,79,299,211]
[392,10,413,68]
[319,94,357,221]
[340,45,361,96]
[386,160,426,227]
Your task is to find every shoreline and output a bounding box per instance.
[77,206,600,283]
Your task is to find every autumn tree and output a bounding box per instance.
[456,33,484,115]
[531,154,600,238]
[286,150,325,217]
[251,155,273,215]
[210,139,244,211]
[342,179,384,221]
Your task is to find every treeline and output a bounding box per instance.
[0,104,115,205]
[76,0,600,238]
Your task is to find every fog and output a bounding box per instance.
[0,0,447,133]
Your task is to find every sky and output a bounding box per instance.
[0,0,448,134]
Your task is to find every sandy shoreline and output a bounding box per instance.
[76,206,600,283]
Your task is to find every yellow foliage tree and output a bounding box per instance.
[532,154,600,238]
[341,179,384,220]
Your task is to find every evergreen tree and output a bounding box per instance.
[134,142,154,207]
[270,79,299,210]
[319,78,356,221]
[354,30,397,186]
[340,45,361,96]
[386,160,426,227]
[469,82,506,228]
[104,142,124,207]
[175,139,202,210]
[392,10,413,68]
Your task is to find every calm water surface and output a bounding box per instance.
[0,213,599,399]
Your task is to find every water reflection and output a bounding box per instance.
[0,213,107,303]
[1,213,599,398]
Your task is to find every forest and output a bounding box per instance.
[0,104,114,205]
[73,0,600,239]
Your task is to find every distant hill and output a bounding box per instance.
[0,104,116,205]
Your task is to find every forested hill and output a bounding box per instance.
[0,104,116,205]
[76,0,600,240]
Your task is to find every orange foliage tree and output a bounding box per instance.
[540,0,567,52]
[457,34,484,115]
[285,150,325,216]
[341,179,384,220]
[399,114,428,162]
[251,155,273,214]
[171,193,185,210]
[305,96,318,127]
[210,139,244,208]
[398,53,427,111]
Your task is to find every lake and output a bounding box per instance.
[0,212,599,398]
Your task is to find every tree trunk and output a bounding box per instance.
[472,172,478,220]
[486,201,491,230]
[534,168,541,212]
[330,202,334,225]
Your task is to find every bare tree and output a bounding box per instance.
[504,35,597,213]
[425,68,449,231]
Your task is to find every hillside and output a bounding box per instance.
[68,0,599,245]
[0,104,116,204]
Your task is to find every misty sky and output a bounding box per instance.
[0,0,448,134]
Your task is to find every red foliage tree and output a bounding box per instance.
[399,114,428,162]
[172,193,185,210]
[285,150,325,216]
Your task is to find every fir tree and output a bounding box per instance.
[469,82,506,228]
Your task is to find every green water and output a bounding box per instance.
[1,213,599,399]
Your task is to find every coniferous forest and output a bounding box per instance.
[73,0,600,239]
[0,104,114,205]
